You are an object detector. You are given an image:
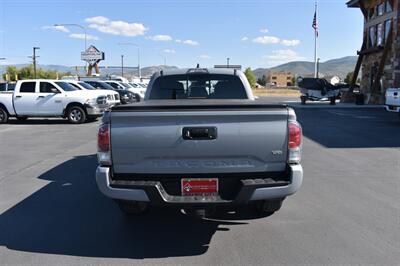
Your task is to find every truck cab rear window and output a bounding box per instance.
[20,82,36,93]
[149,74,247,100]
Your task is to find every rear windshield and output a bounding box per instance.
[149,74,247,99]
[55,82,79,92]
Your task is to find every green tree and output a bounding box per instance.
[244,67,256,88]
[257,74,267,86]
[344,71,354,84]
[2,66,18,81]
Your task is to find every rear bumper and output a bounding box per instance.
[95,164,303,205]
[385,105,400,113]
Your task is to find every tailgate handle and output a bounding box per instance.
[182,127,217,140]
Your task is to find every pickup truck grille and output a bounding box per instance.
[112,171,290,200]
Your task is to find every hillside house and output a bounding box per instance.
[347,0,398,104]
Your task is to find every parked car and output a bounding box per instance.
[84,80,139,104]
[0,79,109,124]
[385,88,400,114]
[115,89,138,104]
[65,80,120,106]
[105,80,145,100]
[96,68,303,217]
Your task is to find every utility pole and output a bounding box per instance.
[227,58,230,68]
[0,58,5,81]
[121,55,124,77]
[33,47,40,79]
[117,43,141,80]
[317,58,320,78]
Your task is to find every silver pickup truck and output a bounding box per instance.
[96,68,303,217]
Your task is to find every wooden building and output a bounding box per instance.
[347,0,397,104]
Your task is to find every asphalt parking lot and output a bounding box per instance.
[0,103,399,265]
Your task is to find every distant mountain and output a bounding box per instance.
[253,56,357,80]
[1,56,357,80]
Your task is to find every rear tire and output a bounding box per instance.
[116,200,148,215]
[67,106,86,124]
[330,97,336,105]
[0,107,9,124]
[300,96,307,105]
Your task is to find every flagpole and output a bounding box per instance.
[314,2,318,78]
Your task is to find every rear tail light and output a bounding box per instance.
[288,121,302,164]
[97,123,111,166]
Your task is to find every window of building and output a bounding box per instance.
[377,23,384,46]
[377,3,385,16]
[384,19,392,42]
[385,0,393,12]
[20,82,36,93]
[369,25,377,47]
[272,76,277,80]
[287,76,291,80]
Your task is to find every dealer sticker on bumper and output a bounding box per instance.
[181,178,218,196]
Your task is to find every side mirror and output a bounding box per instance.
[50,88,60,93]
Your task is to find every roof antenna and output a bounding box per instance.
[196,63,200,68]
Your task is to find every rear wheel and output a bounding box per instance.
[0,107,9,124]
[67,106,86,124]
[116,200,148,215]
[329,97,336,105]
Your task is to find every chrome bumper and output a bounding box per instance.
[96,164,303,203]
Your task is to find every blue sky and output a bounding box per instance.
[0,0,363,69]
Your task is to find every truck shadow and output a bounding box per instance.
[7,118,98,125]
[0,155,257,259]
[295,108,400,148]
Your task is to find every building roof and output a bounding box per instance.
[346,0,360,8]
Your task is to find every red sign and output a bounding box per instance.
[181,179,218,196]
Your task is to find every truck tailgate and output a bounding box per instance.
[110,101,289,174]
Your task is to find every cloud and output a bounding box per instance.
[69,33,99,40]
[147,35,173,42]
[85,16,109,25]
[241,37,249,41]
[264,49,306,65]
[176,39,199,46]
[260,28,269,33]
[86,16,147,37]
[252,36,280,44]
[163,49,176,53]
[281,39,301,46]
[42,25,70,33]
[199,54,211,59]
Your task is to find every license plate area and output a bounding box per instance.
[181,178,218,196]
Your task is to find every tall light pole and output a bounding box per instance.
[32,47,40,79]
[121,55,124,77]
[227,57,230,68]
[118,42,141,80]
[54,23,87,50]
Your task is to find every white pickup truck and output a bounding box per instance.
[385,88,400,114]
[0,79,109,124]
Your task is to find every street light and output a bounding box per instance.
[118,42,141,80]
[54,23,87,50]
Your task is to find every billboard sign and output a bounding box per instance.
[81,45,105,66]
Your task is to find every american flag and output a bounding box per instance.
[312,11,319,37]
